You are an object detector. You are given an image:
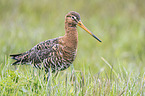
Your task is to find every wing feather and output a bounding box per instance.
[10,38,60,65]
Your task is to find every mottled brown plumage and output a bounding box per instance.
[10,11,101,73]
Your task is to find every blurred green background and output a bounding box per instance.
[0,0,145,95]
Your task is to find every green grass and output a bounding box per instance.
[0,0,145,95]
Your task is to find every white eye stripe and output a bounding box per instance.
[72,16,77,20]
[71,16,78,23]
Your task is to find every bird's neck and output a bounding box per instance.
[62,22,78,51]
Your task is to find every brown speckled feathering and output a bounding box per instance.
[10,11,102,73]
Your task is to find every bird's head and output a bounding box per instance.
[65,11,81,27]
[65,11,102,42]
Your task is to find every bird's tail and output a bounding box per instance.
[10,53,22,60]
[10,53,22,65]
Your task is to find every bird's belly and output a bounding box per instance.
[43,48,77,73]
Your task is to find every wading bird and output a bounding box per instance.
[10,11,102,73]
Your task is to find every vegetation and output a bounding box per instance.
[0,0,145,95]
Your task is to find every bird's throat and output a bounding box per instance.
[63,23,78,51]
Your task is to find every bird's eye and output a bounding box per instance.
[71,16,77,20]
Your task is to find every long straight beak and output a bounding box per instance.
[77,21,102,42]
